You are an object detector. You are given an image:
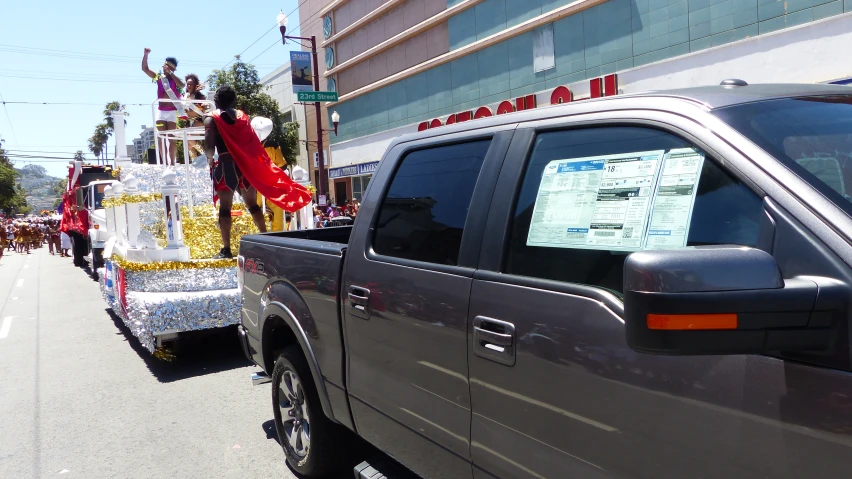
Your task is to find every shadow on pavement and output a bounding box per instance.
[105,308,252,383]
[262,419,388,479]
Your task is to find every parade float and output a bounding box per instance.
[94,102,315,355]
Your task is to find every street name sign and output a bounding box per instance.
[298,91,339,102]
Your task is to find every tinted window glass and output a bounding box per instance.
[505,127,762,294]
[373,140,490,265]
[714,96,852,215]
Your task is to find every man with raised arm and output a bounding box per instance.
[204,85,312,259]
[141,48,185,165]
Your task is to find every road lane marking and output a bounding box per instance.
[0,317,12,338]
[16,279,23,287]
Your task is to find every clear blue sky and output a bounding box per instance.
[1,0,304,178]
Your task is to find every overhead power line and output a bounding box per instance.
[5,153,78,159]
[0,43,279,68]
[5,149,91,154]
[0,90,19,144]
[0,73,151,84]
[221,0,314,70]
[1,101,148,106]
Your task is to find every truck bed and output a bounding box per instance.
[239,226,351,407]
[250,225,352,246]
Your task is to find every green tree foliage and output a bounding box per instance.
[51,178,67,196]
[74,150,85,162]
[0,148,28,215]
[103,101,127,133]
[207,57,300,166]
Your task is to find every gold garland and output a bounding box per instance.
[110,253,236,272]
[182,204,268,259]
[110,166,121,178]
[102,192,163,208]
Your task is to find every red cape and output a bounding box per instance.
[212,110,312,212]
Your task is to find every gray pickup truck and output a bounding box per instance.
[238,82,852,479]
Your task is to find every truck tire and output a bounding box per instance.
[272,345,348,477]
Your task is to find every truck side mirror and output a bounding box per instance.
[623,246,846,355]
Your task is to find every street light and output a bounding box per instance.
[277,10,289,43]
[331,111,340,136]
[276,11,330,200]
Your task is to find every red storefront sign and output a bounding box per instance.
[418,74,618,131]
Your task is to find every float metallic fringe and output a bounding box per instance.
[125,267,237,293]
[101,192,163,208]
[125,290,241,352]
[98,266,240,353]
[182,203,267,259]
[119,163,213,213]
[110,254,236,271]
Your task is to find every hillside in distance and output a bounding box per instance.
[16,164,65,213]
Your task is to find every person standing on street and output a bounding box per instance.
[60,230,71,257]
[0,222,6,260]
[141,48,185,165]
[6,221,15,252]
[48,221,61,255]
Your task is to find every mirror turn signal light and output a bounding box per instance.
[647,313,737,330]
[94,224,99,229]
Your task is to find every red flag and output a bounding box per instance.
[211,111,312,212]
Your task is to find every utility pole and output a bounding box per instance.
[278,11,338,204]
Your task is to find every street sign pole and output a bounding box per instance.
[309,36,329,200]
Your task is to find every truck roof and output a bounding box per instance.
[630,83,851,109]
[389,83,852,148]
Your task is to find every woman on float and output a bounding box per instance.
[141,48,185,165]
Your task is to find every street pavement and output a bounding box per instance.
[0,246,351,478]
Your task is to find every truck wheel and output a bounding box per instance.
[272,346,347,477]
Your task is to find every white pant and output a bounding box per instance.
[155,109,177,124]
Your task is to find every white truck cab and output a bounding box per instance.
[85,180,116,268]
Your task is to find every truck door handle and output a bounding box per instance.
[473,316,516,366]
[348,286,371,320]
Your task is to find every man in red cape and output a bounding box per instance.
[204,85,311,258]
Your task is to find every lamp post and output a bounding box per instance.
[278,11,331,202]
[331,111,340,136]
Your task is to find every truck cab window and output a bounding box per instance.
[715,95,852,215]
[505,127,763,294]
[372,140,491,265]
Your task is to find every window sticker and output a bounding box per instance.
[645,148,705,250]
[527,150,665,251]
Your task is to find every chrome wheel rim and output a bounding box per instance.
[279,370,310,457]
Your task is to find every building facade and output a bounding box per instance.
[260,62,311,174]
[132,125,155,163]
[305,0,852,204]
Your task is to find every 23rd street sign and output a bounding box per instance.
[297,91,339,102]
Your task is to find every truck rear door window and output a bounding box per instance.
[505,127,762,294]
[373,140,491,266]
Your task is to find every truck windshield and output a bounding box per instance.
[93,184,107,209]
[714,95,852,217]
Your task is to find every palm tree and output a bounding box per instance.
[88,135,103,162]
[88,123,109,163]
